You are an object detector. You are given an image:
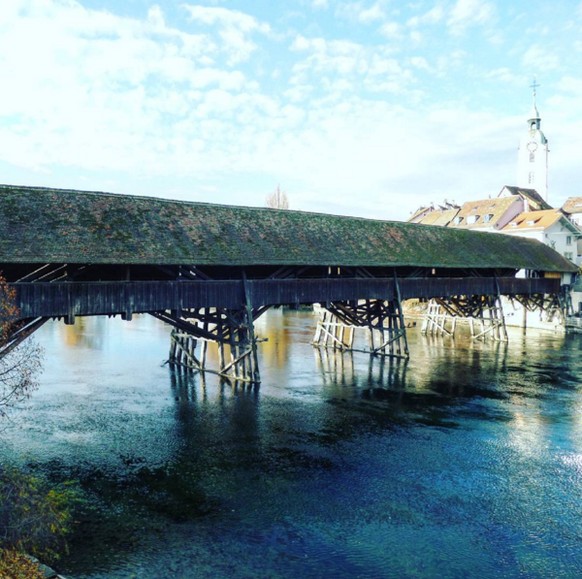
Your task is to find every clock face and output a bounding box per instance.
[527,141,538,152]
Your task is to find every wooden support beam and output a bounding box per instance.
[421,293,508,342]
[313,295,409,360]
[0,317,50,358]
[157,281,268,384]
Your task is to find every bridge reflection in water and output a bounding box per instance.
[163,306,565,406]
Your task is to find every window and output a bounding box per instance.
[483,213,494,223]
[566,235,572,246]
[467,215,479,224]
[528,172,534,184]
[453,216,463,225]
[565,252,573,261]
[529,152,535,162]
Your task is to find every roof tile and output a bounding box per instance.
[0,184,576,273]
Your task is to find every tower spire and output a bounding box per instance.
[530,78,540,118]
[517,79,548,201]
[530,78,540,104]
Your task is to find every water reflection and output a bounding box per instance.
[315,348,408,399]
[256,308,295,369]
[40,315,108,352]
[2,311,582,578]
[169,369,260,404]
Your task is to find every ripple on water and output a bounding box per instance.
[3,316,582,578]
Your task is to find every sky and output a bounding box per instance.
[1,0,581,221]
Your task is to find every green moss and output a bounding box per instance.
[0,184,575,273]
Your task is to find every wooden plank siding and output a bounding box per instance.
[13,277,560,320]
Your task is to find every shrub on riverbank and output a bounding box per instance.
[0,548,44,578]
[0,467,77,564]
[0,275,65,576]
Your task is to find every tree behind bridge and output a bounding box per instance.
[266,185,289,209]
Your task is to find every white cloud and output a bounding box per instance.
[290,34,417,98]
[408,56,431,72]
[407,5,444,28]
[291,34,321,52]
[181,4,271,64]
[0,1,580,221]
[147,5,165,27]
[447,0,495,36]
[181,5,270,33]
[486,67,519,84]
[409,29,423,44]
[290,36,365,84]
[335,1,388,24]
[521,45,561,74]
[357,2,386,24]
[0,1,265,178]
[379,21,402,39]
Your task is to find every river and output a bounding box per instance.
[1,310,582,578]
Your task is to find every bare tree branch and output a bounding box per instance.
[0,274,43,418]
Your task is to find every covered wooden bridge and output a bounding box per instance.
[0,184,576,383]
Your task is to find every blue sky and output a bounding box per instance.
[1,0,581,220]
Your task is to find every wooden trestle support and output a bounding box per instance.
[506,292,570,327]
[312,297,410,359]
[153,304,266,384]
[421,294,508,341]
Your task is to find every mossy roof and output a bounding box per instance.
[0,184,576,272]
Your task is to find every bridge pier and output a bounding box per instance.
[421,295,508,341]
[154,305,264,384]
[504,292,569,331]
[313,298,409,359]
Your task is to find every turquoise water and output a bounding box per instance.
[2,311,582,578]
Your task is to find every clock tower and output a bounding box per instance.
[517,80,549,200]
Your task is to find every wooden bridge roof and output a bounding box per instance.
[0,184,576,272]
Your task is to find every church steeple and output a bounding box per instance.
[517,79,549,201]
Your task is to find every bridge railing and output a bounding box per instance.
[11,277,562,320]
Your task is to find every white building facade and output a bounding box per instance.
[502,209,581,267]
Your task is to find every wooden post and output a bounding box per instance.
[243,273,261,384]
[394,275,409,358]
[159,300,265,384]
[218,310,225,372]
[312,297,409,360]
